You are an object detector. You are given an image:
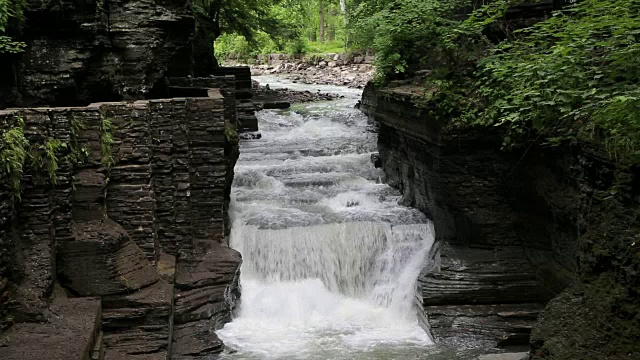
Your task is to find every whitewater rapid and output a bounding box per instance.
[217,77,435,359]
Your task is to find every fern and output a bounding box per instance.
[0,117,28,200]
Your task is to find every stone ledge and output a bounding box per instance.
[0,297,101,360]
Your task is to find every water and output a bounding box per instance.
[217,76,439,360]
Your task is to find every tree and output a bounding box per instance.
[318,0,325,42]
[193,0,297,71]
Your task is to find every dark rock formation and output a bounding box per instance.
[212,67,259,132]
[361,81,640,358]
[172,242,241,358]
[0,88,244,358]
[1,0,195,108]
[0,297,102,360]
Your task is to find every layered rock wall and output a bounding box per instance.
[212,67,259,132]
[361,82,640,357]
[1,0,195,108]
[0,92,244,359]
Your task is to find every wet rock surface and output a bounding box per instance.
[172,242,242,358]
[59,219,159,296]
[419,244,543,347]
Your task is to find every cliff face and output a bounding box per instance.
[1,0,195,108]
[0,75,250,358]
[361,82,640,358]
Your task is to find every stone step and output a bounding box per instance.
[420,245,542,306]
[423,303,543,348]
[0,297,101,360]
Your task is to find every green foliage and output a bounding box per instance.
[67,116,89,165]
[225,126,239,145]
[477,0,640,160]
[0,35,25,53]
[29,138,67,185]
[0,0,27,54]
[350,0,467,84]
[213,0,351,61]
[305,40,344,55]
[215,32,280,61]
[0,115,90,202]
[0,117,28,200]
[352,0,640,162]
[101,118,115,169]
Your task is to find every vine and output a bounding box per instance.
[69,115,89,164]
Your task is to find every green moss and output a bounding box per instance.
[225,126,239,145]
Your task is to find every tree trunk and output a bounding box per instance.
[319,0,325,43]
[339,0,347,25]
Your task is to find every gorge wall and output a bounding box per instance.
[361,82,640,358]
[0,83,247,359]
[0,0,258,357]
[0,0,197,108]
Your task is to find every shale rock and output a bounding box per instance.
[361,79,640,356]
[58,219,159,296]
[253,81,339,108]
[172,242,242,358]
[2,0,195,107]
[0,297,101,360]
[102,281,173,358]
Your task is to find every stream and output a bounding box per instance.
[217,77,447,359]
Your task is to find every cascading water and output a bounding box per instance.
[217,77,436,359]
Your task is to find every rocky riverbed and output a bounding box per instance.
[251,60,374,88]
[252,80,341,110]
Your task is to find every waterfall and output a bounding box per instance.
[217,77,434,359]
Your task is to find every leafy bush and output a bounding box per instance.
[0,0,26,54]
[351,0,472,83]
[353,0,640,162]
[477,0,640,160]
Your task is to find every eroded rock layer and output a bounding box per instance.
[1,0,194,108]
[361,81,640,358]
[0,91,243,359]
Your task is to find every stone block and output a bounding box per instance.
[57,219,158,296]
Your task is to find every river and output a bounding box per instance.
[217,77,452,360]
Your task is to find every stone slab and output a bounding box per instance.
[0,297,101,360]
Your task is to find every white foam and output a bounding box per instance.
[218,77,434,359]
